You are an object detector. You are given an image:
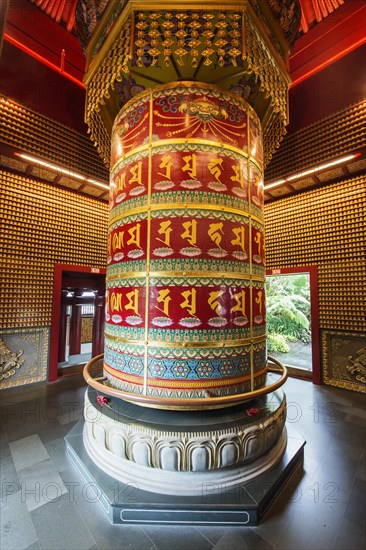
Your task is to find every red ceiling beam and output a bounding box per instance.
[3,32,85,88]
[290,0,366,87]
[3,0,85,86]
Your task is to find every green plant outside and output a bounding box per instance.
[265,274,311,354]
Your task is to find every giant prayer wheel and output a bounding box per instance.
[104,81,266,408]
[77,1,302,411]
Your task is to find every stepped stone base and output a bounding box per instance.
[65,387,305,525]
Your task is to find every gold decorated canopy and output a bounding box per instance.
[77,0,300,167]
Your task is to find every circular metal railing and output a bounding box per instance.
[83,354,288,410]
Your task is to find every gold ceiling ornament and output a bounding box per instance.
[80,1,299,167]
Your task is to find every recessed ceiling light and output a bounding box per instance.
[14,152,109,191]
[264,153,360,191]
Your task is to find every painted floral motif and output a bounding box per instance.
[172,361,191,378]
[129,358,144,375]
[197,362,214,378]
[219,361,234,376]
[149,361,167,378]
[126,315,143,326]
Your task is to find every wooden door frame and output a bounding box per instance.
[49,264,106,381]
[266,265,321,385]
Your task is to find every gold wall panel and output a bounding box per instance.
[81,317,93,343]
[0,327,49,389]
[0,169,108,330]
[0,96,109,183]
[322,330,366,393]
[265,100,366,182]
[265,175,366,391]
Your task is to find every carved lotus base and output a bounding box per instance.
[83,385,287,496]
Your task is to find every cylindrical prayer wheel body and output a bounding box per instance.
[105,82,266,409]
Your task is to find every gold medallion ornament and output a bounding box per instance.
[0,339,24,382]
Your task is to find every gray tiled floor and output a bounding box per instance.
[1,375,365,550]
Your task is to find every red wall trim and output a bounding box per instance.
[266,265,321,385]
[49,264,106,382]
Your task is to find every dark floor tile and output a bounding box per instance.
[199,524,274,549]
[297,432,333,467]
[344,413,366,428]
[58,464,155,549]
[308,447,358,504]
[20,399,49,423]
[272,489,345,549]
[17,458,68,512]
[58,405,83,426]
[44,437,69,472]
[5,417,37,443]
[0,455,19,500]
[31,398,83,428]
[1,399,48,428]
[344,477,366,529]
[0,431,11,459]
[255,466,306,546]
[329,435,364,463]
[1,400,29,422]
[1,374,366,550]
[85,524,158,550]
[333,516,366,550]
[356,448,366,482]
[9,434,49,471]
[37,423,68,445]
[262,440,347,549]
[302,451,319,477]
[30,492,95,550]
[143,525,213,550]
[332,421,366,460]
[0,490,38,550]
[196,526,228,545]
[211,528,273,549]
[337,416,366,437]
[24,542,41,550]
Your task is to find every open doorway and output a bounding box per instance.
[266,266,320,384]
[49,264,106,381]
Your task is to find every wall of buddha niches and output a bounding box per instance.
[1,167,365,393]
[0,169,108,389]
[264,175,366,393]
